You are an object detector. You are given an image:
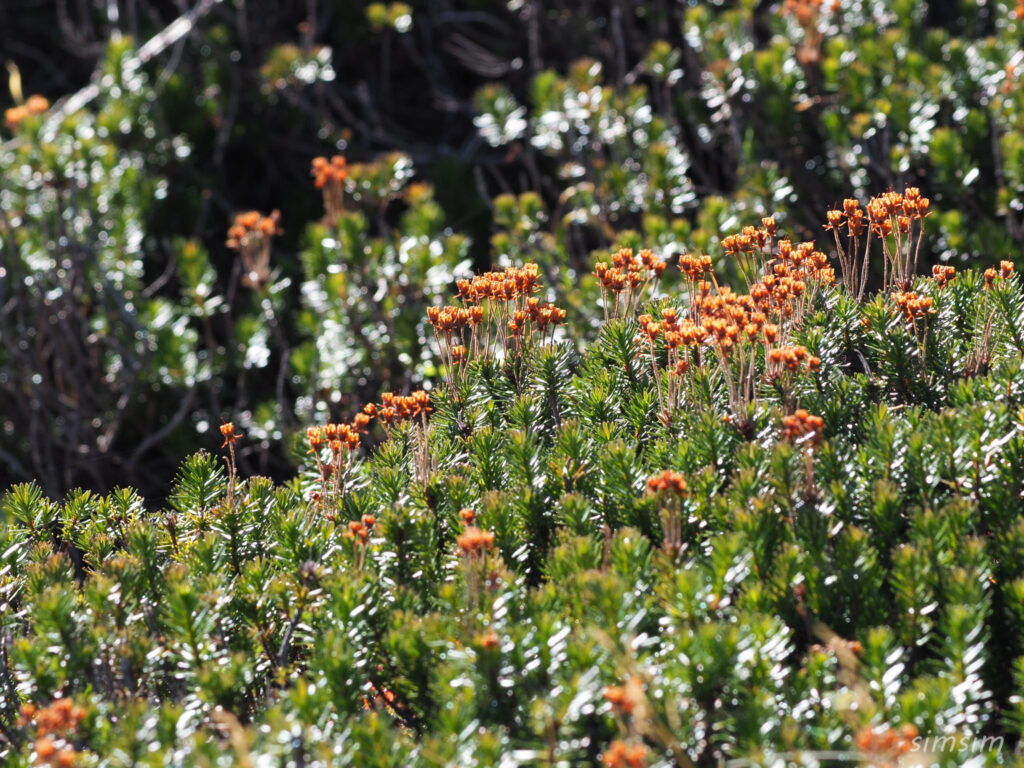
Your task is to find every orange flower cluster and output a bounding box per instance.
[636,308,705,400]
[220,422,240,448]
[825,199,868,238]
[19,698,85,768]
[378,391,434,487]
[721,222,773,256]
[527,298,567,332]
[984,260,1015,286]
[775,239,834,280]
[865,187,931,236]
[4,94,49,128]
[374,392,434,485]
[594,248,667,318]
[226,209,282,290]
[307,407,377,510]
[678,253,713,280]
[457,263,543,304]
[782,0,834,67]
[311,155,347,188]
[759,242,834,309]
[767,345,819,376]
[648,470,688,552]
[603,677,642,715]
[783,409,824,446]
[647,469,688,495]
[430,263,564,389]
[457,526,495,555]
[854,723,919,762]
[892,291,934,322]
[311,155,348,220]
[717,217,834,317]
[637,216,832,424]
[700,289,766,354]
[871,188,931,290]
[783,0,824,26]
[638,308,703,347]
[307,421,363,456]
[825,198,872,298]
[377,390,431,427]
[932,264,956,288]
[718,217,778,288]
[459,507,477,525]
[478,631,500,650]
[427,295,563,346]
[826,189,930,297]
[20,698,86,736]
[345,514,376,543]
[601,740,649,768]
[700,283,804,417]
[968,262,1014,375]
[226,210,282,248]
[427,305,484,334]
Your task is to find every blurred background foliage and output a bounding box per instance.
[1,0,1023,497]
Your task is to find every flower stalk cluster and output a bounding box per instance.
[647,470,688,556]
[783,408,824,489]
[378,390,433,484]
[966,260,1015,375]
[18,698,86,768]
[311,154,349,221]
[226,209,283,291]
[826,188,931,297]
[594,248,668,320]
[456,508,495,607]
[307,415,370,514]
[428,263,565,388]
[344,514,376,571]
[633,217,831,425]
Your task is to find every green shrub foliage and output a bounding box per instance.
[4,1,1024,765]
[3,252,1024,765]
[4,0,1024,494]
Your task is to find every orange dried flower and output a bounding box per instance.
[311,154,348,188]
[4,94,49,128]
[226,209,282,290]
[602,740,649,768]
[457,526,495,554]
[854,723,919,759]
[35,737,57,760]
[603,678,643,714]
[932,264,956,287]
[307,427,325,453]
[783,409,825,446]
[377,391,432,425]
[892,291,933,322]
[647,469,688,495]
[220,422,239,448]
[312,155,349,220]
